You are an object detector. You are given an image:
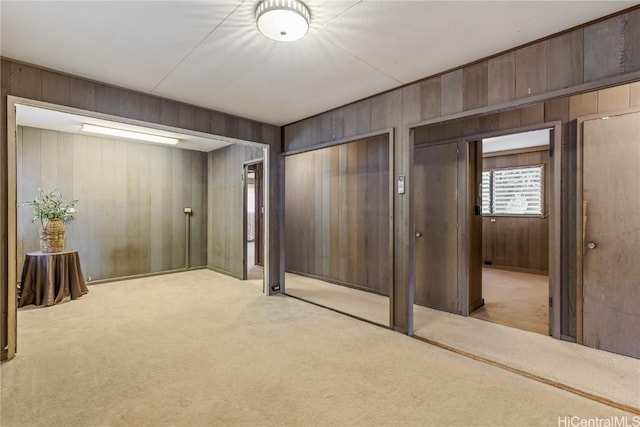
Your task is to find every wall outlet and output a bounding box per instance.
[271,285,281,292]
[87,276,92,282]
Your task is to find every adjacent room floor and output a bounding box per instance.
[246,240,263,280]
[470,268,549,335]
[2,270,637,426]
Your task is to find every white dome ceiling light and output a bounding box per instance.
[256,0,310,42]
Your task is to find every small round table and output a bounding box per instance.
[19,250,88,307]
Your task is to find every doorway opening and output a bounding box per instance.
[5,96,271,361]
[469,128,552,335]
[243,161,264,281]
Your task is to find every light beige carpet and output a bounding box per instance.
[471,268,548,335]
[285,270,639,411]
[1,270,635,426]
[246,241,263,280]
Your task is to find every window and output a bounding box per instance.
[482,165,544,216]
[481,170,491,215]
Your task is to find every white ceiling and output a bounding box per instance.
[16,104,234,152]
[1,1,638,126]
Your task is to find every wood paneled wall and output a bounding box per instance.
[208,144,263,278]
[285,135,390,295]
[414,83,639,339]
[283,7,640,333]
[17,126,208,281]
[1,58,280,359]
[482,149,550,274]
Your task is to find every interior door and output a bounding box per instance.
[582,111,640,358]
[414,142,459,313]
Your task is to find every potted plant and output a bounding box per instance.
[24,189,78,253]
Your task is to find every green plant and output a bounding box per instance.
[24,189,78,227]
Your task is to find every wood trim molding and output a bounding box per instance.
[89,267,206,285]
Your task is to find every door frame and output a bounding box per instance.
[575,107,640,345]
[5,95,271,361]
[461,121,562,338]
[242,158,264,281]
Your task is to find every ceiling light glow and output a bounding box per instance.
[256,0,310,42]
[82,124,179,145]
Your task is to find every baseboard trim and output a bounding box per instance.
[286,270,389,297]
[469,298,485,312]
[88,266,206,285]
[483,265,548,276]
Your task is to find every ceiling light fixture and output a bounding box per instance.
[82,124,179,145]
[256,0,310,42]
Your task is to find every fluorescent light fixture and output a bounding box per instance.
[82,123,179,145]
[256,0,310,42]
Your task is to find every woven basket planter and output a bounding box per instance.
[39,219,66,253]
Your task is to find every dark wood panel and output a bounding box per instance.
[584,15,626,82]
[519,104,545,126]
[630,82,640,107]
[548,30,584,91]
[440,70,463,116]
[356,99,372,135]
[95,84,121,116]
[420,77,441,120]
[41,71,70,106]
[139,95,161,124]
[119,91,142,120]
[515,41,548,98]
[569,92,598,120]
[160,100,179,128]
[285,136,390,295]
[9,63,42,100]
[488,52,516,105]
[16,127,207,281]
[596,85,630,113]
[69,78,96,111]
[463,61,488,111]
[627,9,640,73]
